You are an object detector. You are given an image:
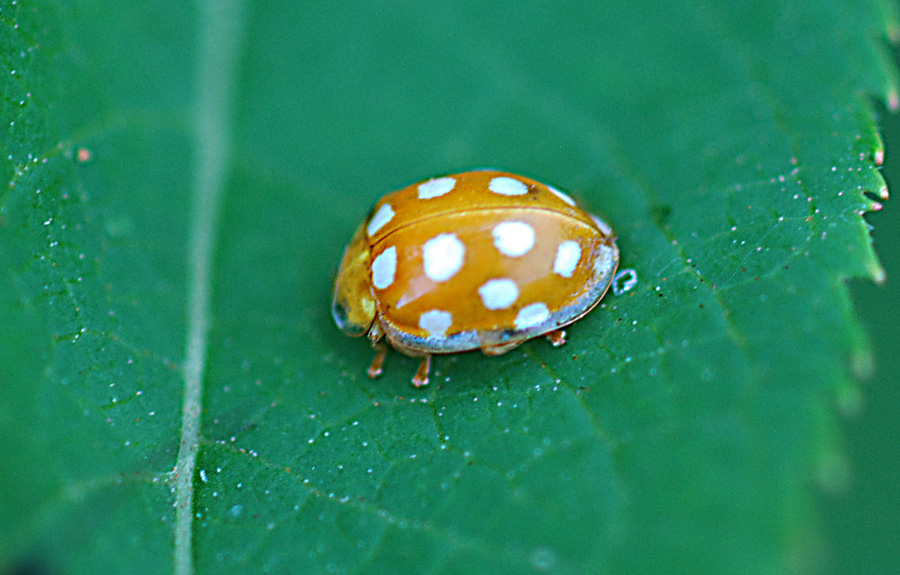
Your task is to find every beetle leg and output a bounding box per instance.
[367,344,387,379]
[367,322,387,378]
[546,329,567,347]
[480,340,520,356]
[412,355,431,388]
[367,320,385,345]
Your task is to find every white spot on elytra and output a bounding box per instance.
[423,234,464,281]
[595,244,617,275]
[367,204,394,236]
[548,185,576,206]
[418,177,456,199]
[371,247,397,289]
[478,278,519,310]
[515,303,549,329]
[489,176,529,196]
[419,309,452,336]
[492,221,535,257]
[590,213,613,237]
[553,241,581,277]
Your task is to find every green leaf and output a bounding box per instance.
[821,85,900,573]
[2,1,897,574]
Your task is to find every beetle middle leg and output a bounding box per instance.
[412,355,431,388]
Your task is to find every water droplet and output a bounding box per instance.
[612,268,638,295]
[530,547,557,571]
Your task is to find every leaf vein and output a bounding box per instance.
[173,2,247,575]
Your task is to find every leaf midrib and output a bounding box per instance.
[173,2,248,575]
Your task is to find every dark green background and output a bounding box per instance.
[824,97,900,573]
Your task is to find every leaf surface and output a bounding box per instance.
[1,1,897,574]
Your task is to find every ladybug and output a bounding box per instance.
[332,170,619,387]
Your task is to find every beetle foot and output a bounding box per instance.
[367,346,387,378]
[546,330,567,347]
[412,355,431,387]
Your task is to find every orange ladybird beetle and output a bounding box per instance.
[332,170,619,387]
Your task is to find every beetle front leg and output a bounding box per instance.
[367,322,388,378]
[367,345,387,378]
